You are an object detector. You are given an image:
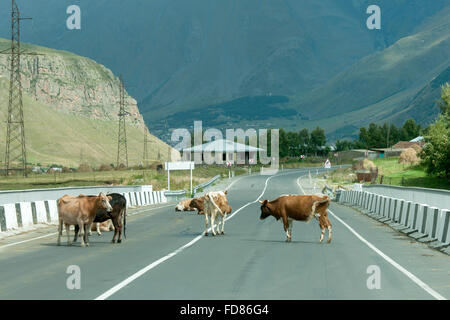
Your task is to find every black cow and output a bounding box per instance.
[74,193,127,243]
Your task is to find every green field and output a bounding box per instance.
[371,157,450,190]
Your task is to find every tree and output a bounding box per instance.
[310,126,326,155]
[420,84,450,180]
[286,131,300,157]
[279,128,289,158]
[298,128,310,155]
[401,119,421,141]
[335,139,353,152]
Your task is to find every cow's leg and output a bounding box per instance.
[319,226,325,243]
[221,213,227,235]
[116,217,123,243]
[96,222,101,236]
[77,222,85,247]
[111,218,119,243]
[282,217,291,242]
[287,218,293,240]
[65,223,72,246]
[73,225,79,243]
[204,214,209,236]
[84,222,92,247]
[57,219,63,246]
[210,212,217,236]
[325,215,332,243]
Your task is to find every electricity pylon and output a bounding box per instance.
[1,1,38,177]
[116,75,130,168]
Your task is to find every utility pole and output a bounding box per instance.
[116,75,130,168]
[143,128,153,168]
[1,1,38,177]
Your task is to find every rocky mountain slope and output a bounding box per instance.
[0,39,177,167]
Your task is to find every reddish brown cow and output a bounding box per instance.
[259,194,332,243]
[57,192,113,247]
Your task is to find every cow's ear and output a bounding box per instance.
[224,190,228,194]
[107,196,112,201]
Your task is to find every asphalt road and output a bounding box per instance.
[0,169,449,300]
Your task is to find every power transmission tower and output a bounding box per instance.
[1,1,38,177]
[116,75,130,168]
[143,129,150,168]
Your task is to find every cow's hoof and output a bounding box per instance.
[118,239,122,243]
[80,243,85,247]
[286,238,291,243]
[111,240,116,243]
[327,239,332,243]
[212,233,216,237]
[221,231,225,235]
[204,232,208,236]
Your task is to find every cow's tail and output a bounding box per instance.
[306,196,330,224]
[123,207,127,239]
[208,192,223,215]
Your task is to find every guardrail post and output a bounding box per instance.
[422,207,440,242]
[435,209,450,247]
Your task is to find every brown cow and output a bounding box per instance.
[57,192,113,247]
[259,194,332,243]
[204,191,232,236]
[189,197,205,215]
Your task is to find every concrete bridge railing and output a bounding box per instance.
[0,185,168,233]
[337,189,450,252]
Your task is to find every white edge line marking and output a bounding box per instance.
[95,172,283,300]
[0,233,57,249]
[296,176,446,301]
[0,204,174,250]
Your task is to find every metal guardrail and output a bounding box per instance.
[193,175,221,195]
[164,190,186,197]
[164,174,222,199]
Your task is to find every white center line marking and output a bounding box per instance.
[296,175,446,300]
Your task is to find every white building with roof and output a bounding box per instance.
[182,139,264,165]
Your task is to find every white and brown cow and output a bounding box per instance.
[259,194,332,243]
[203,191,232,236]
[175,199,196,212]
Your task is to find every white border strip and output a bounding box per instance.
[296,176,446,300]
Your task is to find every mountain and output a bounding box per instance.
[0,39,177,167]
[293,5,450,140]
[392,66,450,126]
[0,0,448,142]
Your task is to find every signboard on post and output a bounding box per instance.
[165,161,195,193]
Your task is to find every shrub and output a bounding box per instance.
[99,163,113,171]
[78,163,93,172]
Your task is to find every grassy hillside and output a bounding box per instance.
[0,77,175,168]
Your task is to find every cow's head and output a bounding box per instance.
[99,192,113,212]
[259,200,272,220]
